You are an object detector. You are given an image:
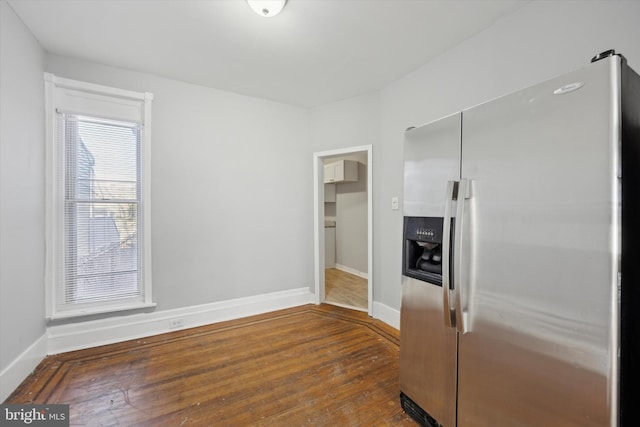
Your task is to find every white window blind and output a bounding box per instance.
[58,114,143,306]
[45,74,154,318]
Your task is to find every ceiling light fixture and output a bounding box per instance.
[246,0,287,18]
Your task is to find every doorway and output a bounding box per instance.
[313,145,372,315]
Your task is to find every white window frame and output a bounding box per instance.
[44,73,155,319]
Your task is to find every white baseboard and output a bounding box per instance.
[372,301,400,330]
[47,287,314,355]
[334,263,368,279]
[0,333,48,402]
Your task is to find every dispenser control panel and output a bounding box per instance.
[405,217,443,243]
[416,228,436,238]
[403,216,445,286]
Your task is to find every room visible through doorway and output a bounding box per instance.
[313,145,372,315]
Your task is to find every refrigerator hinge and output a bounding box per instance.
[591,49,627,65]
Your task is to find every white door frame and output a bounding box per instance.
[313,145,373,316]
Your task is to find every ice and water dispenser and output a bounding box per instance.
[402,216,444,286]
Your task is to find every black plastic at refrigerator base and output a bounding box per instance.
[400,392,443,427]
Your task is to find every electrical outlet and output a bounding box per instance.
[169,318,184,329]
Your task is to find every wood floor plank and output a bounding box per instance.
[325,268,368,310]
[5,304,416,426]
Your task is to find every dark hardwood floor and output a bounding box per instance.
[5,304,416,426]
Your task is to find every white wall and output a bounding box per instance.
[0,0,47,394]
[311,0,640,312]
[335,153,367,275]
[44,54,313,313]
[310,92,380,153]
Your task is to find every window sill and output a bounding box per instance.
[49,301,157,320]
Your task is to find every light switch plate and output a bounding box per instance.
[391,197,399,210]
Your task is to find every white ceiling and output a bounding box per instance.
[9,0,528,108]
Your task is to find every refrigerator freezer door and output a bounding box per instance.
[400,113,461,427]
[400,276,458,427]
[403,113,462,218]
[457,58,620,425]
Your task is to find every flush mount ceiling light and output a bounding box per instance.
[246,0,287,18]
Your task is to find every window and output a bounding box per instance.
[45,74,154,318]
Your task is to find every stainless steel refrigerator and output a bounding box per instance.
[399,51,640,427]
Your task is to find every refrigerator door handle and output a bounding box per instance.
[454,178,471,334]
[442,180,457,328]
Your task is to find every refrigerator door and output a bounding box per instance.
[457,58,620,426]
[400,113,461,427]
[403,113,462,218]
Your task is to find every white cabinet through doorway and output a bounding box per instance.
[324,160,358,183]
